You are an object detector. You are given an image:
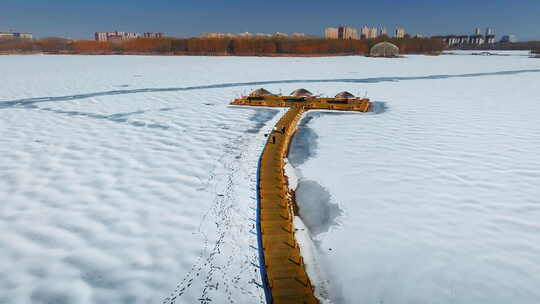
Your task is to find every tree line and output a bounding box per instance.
[0,36,446,55]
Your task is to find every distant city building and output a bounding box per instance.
[274,32,289,38]
[340,26,358,39]
[14,32,33,39]
[255,33,273,38]
[325,26,358,39]
[359,26,380,39]
[0,32,32,39]
[290,32,307,38]
[469,34,485,45]
[202,33,235,38]
[501,35,518,43]
[361,26,370,39]
[435,28,497,47]
[369,27,378,39]
[395,27,406,38]
[485,34,496,44]
[325,27,339,39]
[95,31,157,41]
[329,25,405,40]
[143,32,164,38]
[94,32,108,41]
[238,32,254,38]
[0,32,13,39]
[437,35,470,46]
[202,32,306,39]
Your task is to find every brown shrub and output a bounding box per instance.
[72,40,112,53]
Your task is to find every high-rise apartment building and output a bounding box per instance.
[469,35,485,45]
[325,26,358,39]
[95,31,147,41]
[143,32,164,38]
[359,26,380,39]
[436,28,497,46]
[395,27,406,38]
[339,26,358,39]
[361,26,370,39]
[325,27,339,39]
[0,32,33,39]
[369,27,378,39]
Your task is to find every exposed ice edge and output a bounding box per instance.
[293,217,333,304]
[284,158,333,303]
[283,159,298,191]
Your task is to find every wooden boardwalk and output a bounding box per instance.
[235,91,371,303]
[231,94,371,113]
[258,105,318,304]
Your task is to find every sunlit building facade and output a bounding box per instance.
[325,26,358,40]
[395,27,406,38]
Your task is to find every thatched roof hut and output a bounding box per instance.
[335,91,355,99]
[250,88,273,96]
[290,88,313,97]
[370,42,399,57]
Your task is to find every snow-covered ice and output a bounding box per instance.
[289,55,540,304]
[443,50,533,56]
[1,54,540,304]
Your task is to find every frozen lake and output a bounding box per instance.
[1,54,540,304]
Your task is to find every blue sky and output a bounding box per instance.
[1,0,539,40]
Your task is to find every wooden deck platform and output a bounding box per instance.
[231,94,371,112]
[234,93,371,303]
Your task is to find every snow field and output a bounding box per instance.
[1,54,540,304]
[289,62,540,303]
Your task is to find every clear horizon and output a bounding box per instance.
[1,0,540,41]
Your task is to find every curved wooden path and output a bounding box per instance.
[235,91,371,303]
[258,105,318,304]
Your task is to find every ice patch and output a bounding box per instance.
[295,180,343,236]
[293,216,333,304]
[288,113,319,166]
[289,112,345,236]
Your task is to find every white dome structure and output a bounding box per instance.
[370,42,400,57]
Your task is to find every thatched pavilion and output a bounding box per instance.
[335,91,355,99]
[250,88,273,96]
[290,89,313,97]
